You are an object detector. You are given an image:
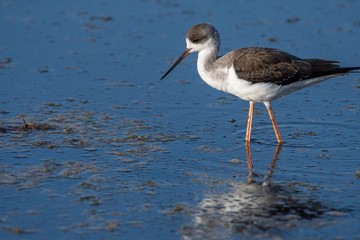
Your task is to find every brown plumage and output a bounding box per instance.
[232,47,359,85]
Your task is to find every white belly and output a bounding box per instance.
[198,65,335,102]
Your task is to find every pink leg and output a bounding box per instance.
[264,102,283,143]
[245,101,254,142]
[245,141,254,183]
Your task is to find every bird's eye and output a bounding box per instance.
[193,38,200,43]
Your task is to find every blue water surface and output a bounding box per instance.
[1,1,359,239]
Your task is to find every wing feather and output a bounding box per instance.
[232,48,312,85]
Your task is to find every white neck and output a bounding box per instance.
[199,45,217,65]
[196,46,228,91]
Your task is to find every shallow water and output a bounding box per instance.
[1,1,360,239]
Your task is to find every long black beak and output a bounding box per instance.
[160,48,192,80]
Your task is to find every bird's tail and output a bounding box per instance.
[304,59,360,77]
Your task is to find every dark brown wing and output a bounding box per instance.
[232,47,352,85]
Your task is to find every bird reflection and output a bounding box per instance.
[246,141,283,185]
[180,142,340,239]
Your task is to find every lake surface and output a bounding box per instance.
[1,1,359,239]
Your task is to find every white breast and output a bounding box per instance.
[198,63,284,102]
[197,63,335,102]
